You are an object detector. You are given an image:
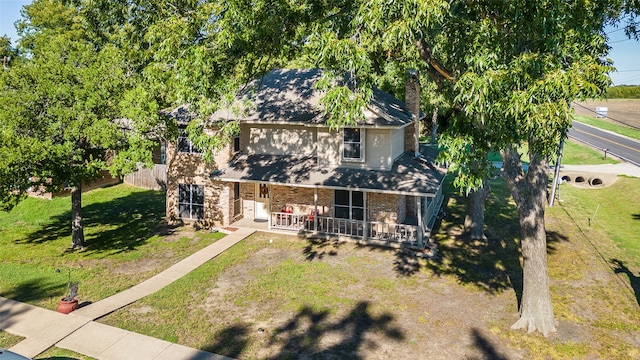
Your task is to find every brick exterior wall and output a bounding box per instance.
[404,123,417,153]
[270,185,315,214]
[165,137,233,228]
[405,70,420,154]
[364,192,402,225]
[316,188,333,217]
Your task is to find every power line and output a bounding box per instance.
[609,38,634,44]
[571,102,640,131]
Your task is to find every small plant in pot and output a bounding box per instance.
[56,266,80,314]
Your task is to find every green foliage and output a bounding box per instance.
[0,0,164,211]
[607,85,640,98]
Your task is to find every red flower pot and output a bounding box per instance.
[57,298,78,314]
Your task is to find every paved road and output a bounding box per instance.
[568,121,640,167]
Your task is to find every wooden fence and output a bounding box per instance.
[124,164,167,191]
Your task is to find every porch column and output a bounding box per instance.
[363,192,368,240]
[417,196,423,247]
[267,184,272,229]
[314,188,318,234]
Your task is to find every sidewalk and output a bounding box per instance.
[558,162,640,178]
[1,227,255,360]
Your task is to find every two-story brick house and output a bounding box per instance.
[166,69,446,249]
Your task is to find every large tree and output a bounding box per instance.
[0,0,159,248]
[96,0,636,335]
[300,0,638,336]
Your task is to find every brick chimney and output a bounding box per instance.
[405,69,421,157]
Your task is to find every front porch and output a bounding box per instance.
[228,184,443,249]
[230,213,423,248]
[216,148,446,249]
[267,196,442,248]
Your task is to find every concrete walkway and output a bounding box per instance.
[558,162,640,178]
[1,227,255,360]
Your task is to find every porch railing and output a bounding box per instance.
[270,213,420,245]
[316,216,364,237]
[368,222,419,245]
[271,212,307,230]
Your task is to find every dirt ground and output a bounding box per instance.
[573,99,640,129]
[101,193,640,359]
[197,232,526,360]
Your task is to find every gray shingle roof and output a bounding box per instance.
[215,146,446,196]
[211,69,416,127]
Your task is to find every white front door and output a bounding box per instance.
[255,183,270,220]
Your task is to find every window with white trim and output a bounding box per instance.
[178,128,201,154]
[178,184,204,220]
[334,190,364,221]
[343,128,363,160]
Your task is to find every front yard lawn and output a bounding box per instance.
[100,177,640,359]
[0,184,224,311]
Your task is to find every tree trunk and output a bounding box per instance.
[463,180,489,240]
[71,182,86,249]
[430,107,438,144]
[501,147,556,337]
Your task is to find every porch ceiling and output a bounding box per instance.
[214,145,446,196]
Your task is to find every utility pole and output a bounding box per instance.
[549,138,565,207]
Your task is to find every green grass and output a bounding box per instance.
[487,140,617,166]
[0,331,23,348]
[560,139,619,165]
[550,177,640,264]
[574,115,640,141]
[98,176,640,359]
[34,347,96,360]
[0,183,224,310]
[3,177,638,359]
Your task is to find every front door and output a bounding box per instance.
[255,183,270,220]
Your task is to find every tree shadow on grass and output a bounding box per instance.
[427,179,570,302]
[470,328,509,360]
[202,301,403,359]
[0,278,61,304]
[200,303,516,360]
[303,238,340,261]
[546,231,569,256]
[17,189,169,256]
[299,177,569,307]
[611,258,640,307]
[204,324,249,359]
[422,179,524,298]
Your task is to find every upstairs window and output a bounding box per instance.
[343,128,363,160]
[334,190,364,221]
[179,184,204,220]
[233,133,241,152]
[178,128,201,154]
